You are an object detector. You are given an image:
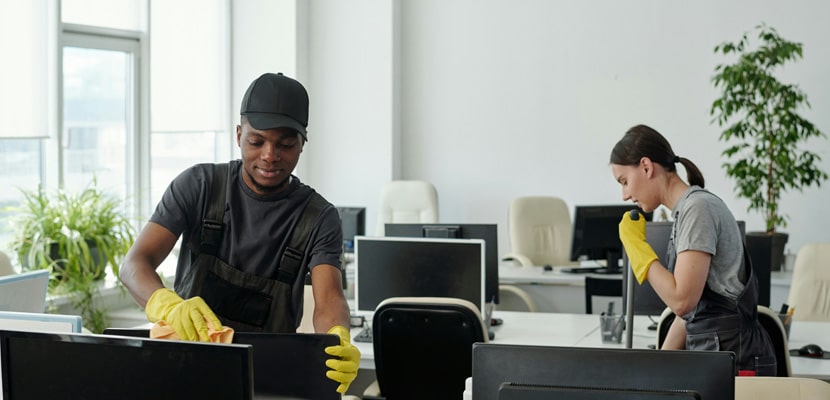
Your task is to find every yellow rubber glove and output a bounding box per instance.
[144,288,223,342]
[618,212,659,284]
[324,325,360,394]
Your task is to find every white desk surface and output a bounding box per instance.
[498,264,622,285]
[352,310,830,380]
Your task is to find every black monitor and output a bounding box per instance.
[623,221,747,317]
[472,343,735,400]
[570,204,652,274]
[101,329,340,400]
[336,206,366,253]
[0,329,254,400]
[354,236,486,318]
[385,223,499,304]
[498,382,701,399]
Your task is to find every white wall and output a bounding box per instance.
[301,0,830,259]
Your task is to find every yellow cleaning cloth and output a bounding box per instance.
[150,318,234,343]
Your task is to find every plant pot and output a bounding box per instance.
[48,241,108,282]
[744,232,788,307]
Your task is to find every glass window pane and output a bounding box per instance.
[62,0,145,32]
[63,46,130,198]
[150,131,222,205]
[0,138,42,260]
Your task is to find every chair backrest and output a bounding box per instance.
[657,305,791,377]
[0,250,15,276]
[584,276,622,314]
[787,242,830,321]
[656,306,674,349]
[372,297,487,400]
[376,180,438,235]
[756,305,791,377]
[735,376,830,400]
[506,196,573,266]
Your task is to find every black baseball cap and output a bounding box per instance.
[240,72,309,140]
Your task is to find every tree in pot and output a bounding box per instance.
[710,23,828,278]
[6,180,136,333]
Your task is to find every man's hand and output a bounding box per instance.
[619,212,659,284]
[144,288,223,342]
[324,325,360,393]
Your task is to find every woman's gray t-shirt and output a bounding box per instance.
[671,186,746,302]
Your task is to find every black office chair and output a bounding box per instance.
[656,305,791,377]
[365,297,488,400]
[757,305,791,377]
[584,276,622,314]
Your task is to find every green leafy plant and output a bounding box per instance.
[6,180,135,333]
[710,23,828,233]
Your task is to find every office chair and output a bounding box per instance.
[655,306,674,349]
[0,250,15,276]
[787,242,830,321]
[376,180,439,235]
[501,196,576,267]
[657,305,791,377]
[365,297,488,400]
[497,284,538,312]
[584,276,622,314]
[756,305,791,377]
[735,376,830,400]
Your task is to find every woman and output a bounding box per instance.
[610,124,776,376]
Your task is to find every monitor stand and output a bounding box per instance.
[589,251,623,275]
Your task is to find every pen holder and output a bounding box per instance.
[599,314,624,344]
[777,313,792,338]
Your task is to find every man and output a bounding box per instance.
[120,72,359,393]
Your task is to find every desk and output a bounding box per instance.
[498,265,795,313]
[498,264,622,313]
[352,311,830,381]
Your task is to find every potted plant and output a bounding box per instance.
[710,23,828,273]
[6,180,136,333]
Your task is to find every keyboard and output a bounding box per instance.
[353,327,373,343]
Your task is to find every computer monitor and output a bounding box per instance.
[354,236,486,318]
[0,311,83,333]
[623,221,747,317]
[0,269,50,313]
[498,382,701,399]
[101,329,340,400]
[570,205,652,274]
[385,223,499,304]
[0,329,255,400]
[472,343,735,400]
[336,206,366,253]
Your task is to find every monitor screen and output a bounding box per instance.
[623,221,746,317]
[498,382,701,399]
[0,330,254,400]
[354,236,486,317]
[472,343,735,400]
[385,223,499,304]
[336,207,366,253]
[0,269,50,313]
[570,205,652,274]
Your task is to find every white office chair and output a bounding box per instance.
[787,242,830,321]
[735,376,830,400]
[376,180,438,235]
[501,196,576,267]
[0,250,15,276]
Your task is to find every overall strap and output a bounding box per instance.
[200,163,228,256]
[276,191,328,284]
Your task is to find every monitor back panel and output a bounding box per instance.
[102,329,340,400]
[0,270,50,313]
[472,343,735,400]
